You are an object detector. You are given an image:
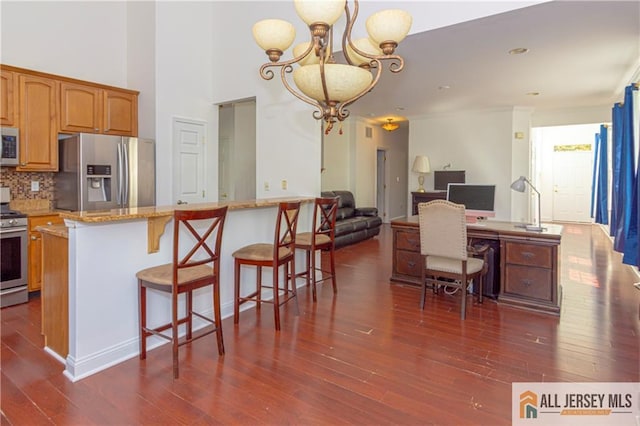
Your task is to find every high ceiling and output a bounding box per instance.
[345,0,640,125]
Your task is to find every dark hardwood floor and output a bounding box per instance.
[1,223,639,425]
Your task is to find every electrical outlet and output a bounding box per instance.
[31,181,40,192]
[281,180,287,190]
[264,181,270,191]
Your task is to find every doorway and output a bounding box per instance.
[376,149,387,221]
[533,123,598,223]
[217,98,256,201]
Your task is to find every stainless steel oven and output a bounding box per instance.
[0,187,28,308]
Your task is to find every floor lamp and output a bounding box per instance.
[510,176,545,232]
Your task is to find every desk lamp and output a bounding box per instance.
[412,155,431,192]
[510,176,545,231]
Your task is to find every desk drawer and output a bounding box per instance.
[396,250,422,277]
[396,230,420,252]
[504,265,552,301]
[505,242,552,268]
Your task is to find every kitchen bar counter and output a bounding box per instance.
[58,196,315,223]
[60,196,314,381]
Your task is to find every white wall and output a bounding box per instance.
[409,108,526,221]
[126,1,156,139]
[155,1,216,205]
[322,120,353,192]
[1,1,127,86]
[532,105,611,127]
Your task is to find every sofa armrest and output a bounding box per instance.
[355,207,378,217]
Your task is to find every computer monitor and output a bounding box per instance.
[446,183,496,222]
[434,170,465,191]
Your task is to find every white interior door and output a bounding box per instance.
[552,148,593,222]
[172,118,205,205]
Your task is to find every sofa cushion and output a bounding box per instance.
[336,207,355,221]
[333,190,355,209]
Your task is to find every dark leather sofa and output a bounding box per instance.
[321,190,382,249]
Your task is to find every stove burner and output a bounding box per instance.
[0,203,27,220]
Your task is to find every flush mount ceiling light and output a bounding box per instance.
[253,0,412,134]
[381,118,399,131]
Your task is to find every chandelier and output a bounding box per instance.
[252,0,412,134]
[381,118,399,131]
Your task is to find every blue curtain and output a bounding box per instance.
[613,85,636,253]
[611,104,623,236]
[590,132,599,218]
[595,125,608,224]
[622,85,639,266]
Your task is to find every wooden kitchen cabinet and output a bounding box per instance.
[17,73,59,171]
[41,227,69,359]
[28,214,64,292]
[59,81,102,133]
[1,69,17,126]
[102,89,138,136]
[60,82,138,136]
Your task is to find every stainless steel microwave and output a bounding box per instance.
[1,127,19,166]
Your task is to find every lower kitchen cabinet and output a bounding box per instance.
[28,214,64,292]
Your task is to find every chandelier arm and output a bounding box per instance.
[341,0,357,65]
[278,64,326,118]
[336,59,384,119]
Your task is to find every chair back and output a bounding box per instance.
[173,206,228,284]
[313,197,339,245]
[274,201,301,259]
[418,200,468,261]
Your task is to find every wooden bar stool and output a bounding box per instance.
[294,197,339,301]
[233,201,301,331]
[137,206,228,379]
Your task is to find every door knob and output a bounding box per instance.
[177,200,188,205]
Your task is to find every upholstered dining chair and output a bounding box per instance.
[418,200,488,320]
[136,206,228,379]
[294,196,339,302]
[233,201,301,331]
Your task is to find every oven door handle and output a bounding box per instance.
[0,286,27,295]
[0,227,27,234]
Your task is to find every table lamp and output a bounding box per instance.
[412,155,431,192]
[510,176,545,231]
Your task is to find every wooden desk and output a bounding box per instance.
[390,216,563,315]
[411,191,447,215]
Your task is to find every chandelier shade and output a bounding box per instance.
[294,0,346,26]
[293,64,373,102]
[252,19,296,52]
[366,9,412,45]
[254,0,412,133]
[293,42,320,66]
[345,38,382,66]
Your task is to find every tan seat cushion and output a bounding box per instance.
[426,256,484,275]
[232,243,292,262]
[136,263,214,286]
[295,232,331,248]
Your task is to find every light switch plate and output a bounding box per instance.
[31,181,40,192]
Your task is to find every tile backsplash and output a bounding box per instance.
[0,167,54,206]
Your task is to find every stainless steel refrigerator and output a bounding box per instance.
[54,134,156,211]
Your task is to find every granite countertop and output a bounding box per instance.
[36,224,69,239]
[58,196,315,223]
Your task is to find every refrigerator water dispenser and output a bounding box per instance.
[86,165,112,203]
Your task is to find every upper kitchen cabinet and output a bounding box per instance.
[17,73,59,171]
[60,82,138,136]
[59,81,101,133]
[102,89,138,136]
[1,70,17,126]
